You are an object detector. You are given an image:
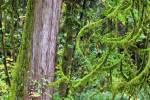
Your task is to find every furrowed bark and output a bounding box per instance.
[10,0,62,100]
[31,0,62,100]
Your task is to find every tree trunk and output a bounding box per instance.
[10,7,15,61]
[60,0,88,97]
[9,0,62,100]
[9,0,34,99]
[31,0,62,100]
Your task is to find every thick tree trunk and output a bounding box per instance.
[31,0,62,100]
[9,0,62,100]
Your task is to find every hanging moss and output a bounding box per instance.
[9,0,34,99]
[76,0,131,54]
[72,0,150,97]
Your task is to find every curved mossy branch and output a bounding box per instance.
[69,49,124,93]
[113,49,150,95]
[128,51,150,85]
[76,0,131,54]
[76,19,103,54]
[101,31,133,45]
[70,50,110,91]
[48,52,118,93]
[102,22,143,46]
[112,31,140,44]
[69,46,123,92]
[9,0,34,100]
[47,76,69,88]
[74,2,131,91]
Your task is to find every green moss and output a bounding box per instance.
[75,0,131,54]
[74,0,150,97]
[71,50,110,91]
[113,50,150,95]
[9,0,34,99]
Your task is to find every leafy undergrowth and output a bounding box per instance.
[0,58,15,100]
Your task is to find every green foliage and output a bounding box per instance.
[55,0,150,99]
[0,0,150,99]
[0,58,14,99]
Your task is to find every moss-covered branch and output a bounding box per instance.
[9,0,34,99]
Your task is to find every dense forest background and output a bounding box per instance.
[0,0,150,100]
